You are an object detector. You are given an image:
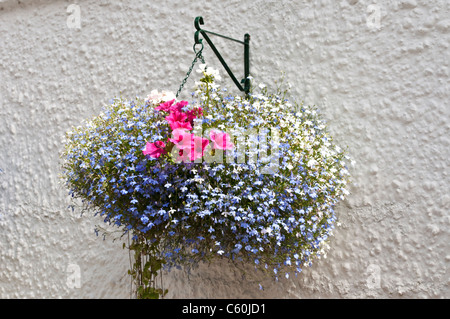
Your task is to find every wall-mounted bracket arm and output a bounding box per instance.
[194,16,250,94]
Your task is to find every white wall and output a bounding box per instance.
[0,0,448,298]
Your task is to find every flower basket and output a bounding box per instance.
[61,65,351,298]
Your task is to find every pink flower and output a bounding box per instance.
[154,99,175,112]
[186,107,203,126]
[165,110,187,124]
[166,110,193,131]
[173,132,195,150]
[168,128,188,144]
[209,130,234,150]
[143,141,166,158]
[169,100,189,112]
[174,133,209,162]
[170,120,193,131]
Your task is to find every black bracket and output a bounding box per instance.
[194,16,250,94]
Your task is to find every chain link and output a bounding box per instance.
[176,43,206,98]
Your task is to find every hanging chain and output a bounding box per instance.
[176,42,206,98]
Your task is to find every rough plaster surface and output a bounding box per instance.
[0,0,449,298]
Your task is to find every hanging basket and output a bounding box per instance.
[61,17,352,297]
[61,65,351,292]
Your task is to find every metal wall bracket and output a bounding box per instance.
[194,16,250,94]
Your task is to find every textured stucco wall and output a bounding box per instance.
[0,0,448,298]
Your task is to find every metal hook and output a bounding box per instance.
[194,16,204,45]
[194,17,204,32]
[193,41,203,55]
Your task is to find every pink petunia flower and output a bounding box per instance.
[169,100,189,113]
[209,130,234,150]
[165,110,187,124]
[173,132,195,150]
[154,99,175,112]
[175,133,209,162]
[168,128,188,144]
[169,120,193,131]
[191,136,210,161]
[166,110,193,131]
[143,141,166,158]
[186,107,203,126]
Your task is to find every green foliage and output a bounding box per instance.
[125,236,168,299]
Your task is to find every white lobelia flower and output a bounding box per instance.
[261,227,273,235]
[161,90,176,102]
[146,90,176,103]
[307,159,318,168]
[196,63,207,73]
[194,177,205,184]
[146,89,161,101]
[198,64,221,81]
[204,66,216,75]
